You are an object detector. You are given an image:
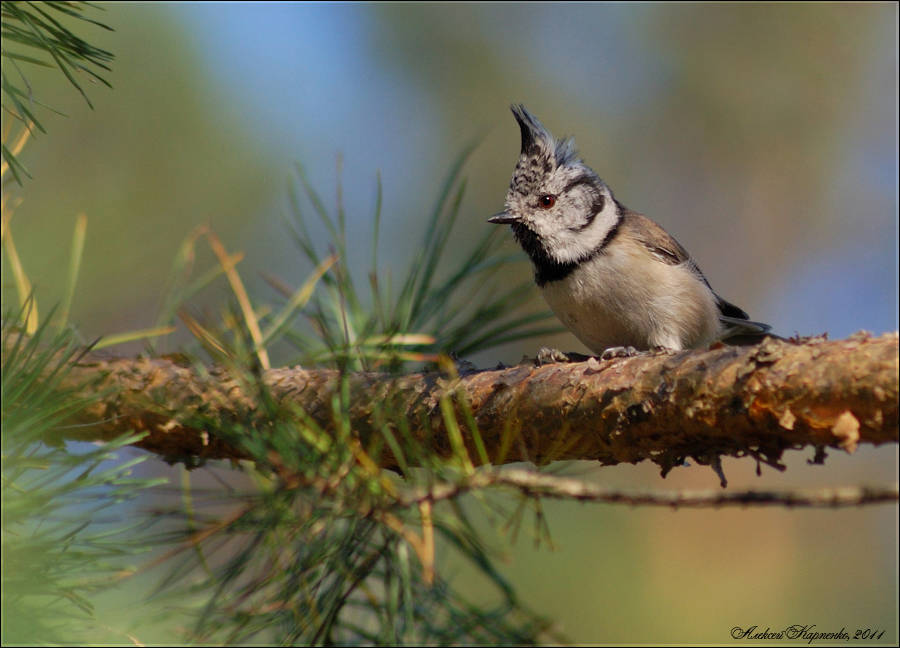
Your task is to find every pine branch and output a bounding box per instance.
[34,331,898,475]
[398,468,899,508]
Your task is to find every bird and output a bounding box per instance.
[489,105,772,357]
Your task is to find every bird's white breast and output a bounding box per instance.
[539,238,720,353]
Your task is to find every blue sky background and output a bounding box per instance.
[175,3,897,350]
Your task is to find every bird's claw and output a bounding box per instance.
[599,346,642,361]
[535,347,573,365]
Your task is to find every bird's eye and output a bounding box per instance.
[539,194,556,209]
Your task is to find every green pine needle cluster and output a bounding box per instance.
[137,156,561,643]
[144,366,553,644]
[2,4,563,643]
[1,311,164,645]
[1,1,114,183]
[285,147,562,372]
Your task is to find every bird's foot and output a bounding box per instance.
[599,346,642,361]
[534,347,578,365]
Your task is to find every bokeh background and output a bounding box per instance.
[3,3,897,643]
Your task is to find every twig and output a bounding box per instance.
[400,469,900,509]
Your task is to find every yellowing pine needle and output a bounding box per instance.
[440,395,474,475]
[378,511,428,571]
[419,500,435,586]
[363,333,435,346]
[56,213,88,333]
[93,326,177,350]
[179,311,228,357]
[0,122,32,179]
[2,217,38,334]
[205,230,270,370]
[258,254,337,352]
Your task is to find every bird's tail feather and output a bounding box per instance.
[718,316,783,345]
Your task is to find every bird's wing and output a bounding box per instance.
[622,208,777,345]
[620,208,713,287]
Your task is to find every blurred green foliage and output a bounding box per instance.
[1,312,164,645]
[1,3,896,644]
[1,1,114,183]
[3,4,279,338]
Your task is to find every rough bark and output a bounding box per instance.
[43,331,898,474]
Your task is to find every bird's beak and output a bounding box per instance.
[488,211,518,225]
